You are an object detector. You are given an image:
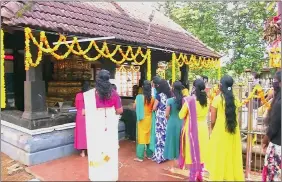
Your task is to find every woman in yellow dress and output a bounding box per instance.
[178,79,209,181]
[206,75,244,181]
[133,80,154,162]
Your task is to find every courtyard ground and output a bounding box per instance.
[1,153,34,181]
[25,140,187,181]
[2,140,262,181]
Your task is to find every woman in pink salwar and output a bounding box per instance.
[74,81,90,157]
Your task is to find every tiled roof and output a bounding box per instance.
[1,1,220,58]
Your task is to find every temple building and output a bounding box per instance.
[1,1,220,166]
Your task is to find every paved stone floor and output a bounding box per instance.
[26,140,186,181]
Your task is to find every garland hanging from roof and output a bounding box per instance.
[24,27,152,79]
[1,29,6,109]
[24,27,221,82]
[171,52,221,82]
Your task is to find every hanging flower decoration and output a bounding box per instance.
[156,61,168,79]
[268,40,281,68]
[1,29,6,108]
[116,65,140,72]
[171,53,177,83]
[24,27,151,78]
[146,49,152,81]
[173,52,220,80]
[208,84,271,110]
[263,15,281,44]
[239,84,270,109]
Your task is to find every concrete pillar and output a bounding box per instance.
[22,34,48,120]
[180,64,189,84]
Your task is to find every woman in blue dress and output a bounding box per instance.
[151,79,172,163]
[164,81,184,170]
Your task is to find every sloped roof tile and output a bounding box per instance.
[1,1,220,58]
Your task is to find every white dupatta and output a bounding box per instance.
[84,89,119,181]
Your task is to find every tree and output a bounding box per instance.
[165,2,275,76]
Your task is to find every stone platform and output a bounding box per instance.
[1,120,126,166]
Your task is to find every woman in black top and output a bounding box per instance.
[262,70,281,182]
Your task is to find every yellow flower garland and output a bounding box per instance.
[171,52,176,82]
[1,29,5,108]
[146,49,152,81]
[174,52,220,72]
[269,47,281,68]
[208,84,270,110]
[24,27,151,79]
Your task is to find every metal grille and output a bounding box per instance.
[235,83,270,179]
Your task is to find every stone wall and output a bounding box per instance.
[1,120,126,166]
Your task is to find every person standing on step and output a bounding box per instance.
[74,81,90,157]
[164,81,184,172]
[133,80,154,162]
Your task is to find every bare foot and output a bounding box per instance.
[80,151,86,157]
[170,167,175,173]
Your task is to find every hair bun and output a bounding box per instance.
[98,69,110,81]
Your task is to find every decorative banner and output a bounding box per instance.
[1,29,6,108]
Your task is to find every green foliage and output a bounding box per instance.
[165,61,181,81]
[165,2,276,77]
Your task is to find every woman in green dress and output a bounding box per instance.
[164,81,184,171]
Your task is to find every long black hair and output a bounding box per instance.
[152,76,161,87]
[156,79,172,98]
[96,69,112,100]
[220,75,237,134]
[193,79,207,107]
[143,80,152,104]
[265,70,281,125]
[172,81,183,110]
[81,81,90,93]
